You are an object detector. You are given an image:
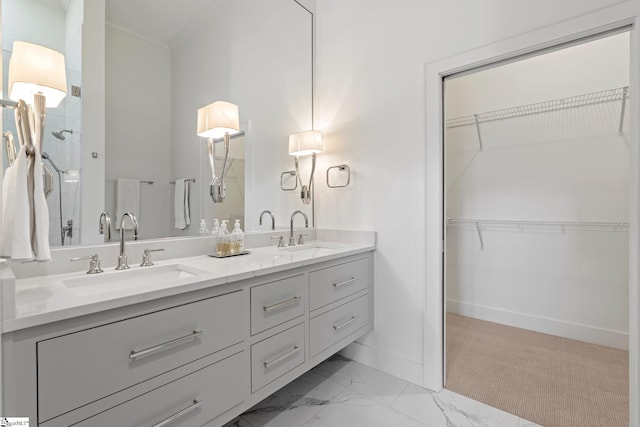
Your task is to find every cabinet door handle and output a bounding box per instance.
[263,296,302,312]
[263,345,301,369]
[152,399,202,427]
[333,316,357,331]
[333,277,355,288]
[129,330,203,360]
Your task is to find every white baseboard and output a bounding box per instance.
[447,300,628,350]
[339,340,425,387]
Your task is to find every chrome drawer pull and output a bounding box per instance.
[129,330,203,360]
[263,296,302,312]
[263,345,301,369]
[333,316,357,331]
[152,399,202,427]
[333,277,355,288]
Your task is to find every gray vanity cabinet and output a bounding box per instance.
[37,290,246,422]
[2,251,374,426]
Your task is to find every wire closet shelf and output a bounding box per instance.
[447,218,629,232]
[445,86,629,129]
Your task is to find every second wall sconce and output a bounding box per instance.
[288,130,323,204]
[197,101,240,203]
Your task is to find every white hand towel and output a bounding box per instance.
[0,146,33,260]
[184,180,191,227]
[174,179,187,230]
[115,179,140,229]
[32,146,51,261]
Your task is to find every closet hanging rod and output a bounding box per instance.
[447,218,629,230]
[446,86,629,129]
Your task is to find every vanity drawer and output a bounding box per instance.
[309,257,369,311]
[251,323,305,393]
[251,274,305,335]
[310,294,370,357]
[68,350,248,427]
[37,290,247,423]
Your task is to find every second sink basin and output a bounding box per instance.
[279,242,340,256]
[63,264,207,296]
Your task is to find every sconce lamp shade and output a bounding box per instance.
[197,101,240,138]
[288,130,323,156]
[8,41,67,108]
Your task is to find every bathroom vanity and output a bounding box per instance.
[0,231,374,426]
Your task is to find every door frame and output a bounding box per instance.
[424,3,640,425]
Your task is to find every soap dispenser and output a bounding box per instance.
[198,219,209,235]
[230,220,244,254]
[210,218,221,252]
[217,220,231,256]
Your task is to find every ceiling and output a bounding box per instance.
[106,0,212,45]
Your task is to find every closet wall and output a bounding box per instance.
[445,33,630,350]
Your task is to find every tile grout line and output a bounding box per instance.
[388,381,411,408]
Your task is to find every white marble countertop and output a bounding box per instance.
[2,239,374,333]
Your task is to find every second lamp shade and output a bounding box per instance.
[289,130,323,156]
[197,101,240,139]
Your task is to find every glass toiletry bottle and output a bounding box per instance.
[198,219,209,235]
[210,219,220,252]
[217,220,231,256]
[230,220,244,254]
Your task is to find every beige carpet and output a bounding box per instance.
[445,313,628,427]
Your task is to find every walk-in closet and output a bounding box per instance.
[444,31,630,427]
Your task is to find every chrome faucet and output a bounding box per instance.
[289,210,308,246]
[116,212,139,270]
[259,210,275,230]
[98,211,112,242]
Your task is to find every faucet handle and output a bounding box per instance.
[141,248,165,267]
[270,236,285,248]
[297,234,308,245]
[71,254,103,274]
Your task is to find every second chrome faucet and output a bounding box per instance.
[289,210,308,246]
[116,212,139,270]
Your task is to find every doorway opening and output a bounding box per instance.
[442,30,630,426]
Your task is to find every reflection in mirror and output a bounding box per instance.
[104,0,314,242]
[1,0,314,247]
[1,0,83,247]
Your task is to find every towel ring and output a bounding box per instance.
[326,164,351,188]
[280,171,297,191]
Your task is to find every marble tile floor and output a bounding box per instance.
[224,355,541,427]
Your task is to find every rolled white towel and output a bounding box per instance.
[32,146,50,261]
[174,178,187,230]
[0,145,33,260]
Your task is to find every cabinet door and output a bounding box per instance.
[251,274,305,335]
[37,290,247,422]
[70,351,248,427]
[309,258,369,311]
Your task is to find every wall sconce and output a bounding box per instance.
[288,130,323,204]
[0,41,67,156]
[197,101,240,203]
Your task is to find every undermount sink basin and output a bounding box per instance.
[279,242,339,255]
[63,264,207,296]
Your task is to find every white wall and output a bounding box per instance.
[105,25,171,239]
[1,0,65,52]
[314,0,632,385]
[170,0,313,235]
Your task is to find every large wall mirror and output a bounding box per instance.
[1,0,314,247]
